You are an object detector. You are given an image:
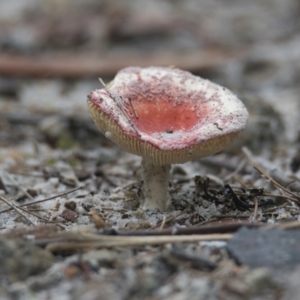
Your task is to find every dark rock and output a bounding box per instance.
[227,227,300,270]
[61,209,78,222]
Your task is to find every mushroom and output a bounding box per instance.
[87,67,248,212]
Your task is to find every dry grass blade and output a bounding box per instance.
[18,206,65,229]
[234,191,296,202]
[0,186,82,214]
[5,172,35,201]
[0,50,232,78]
[0,195,35,225]
[159,216,167,230]
[107,222,263,236]
[266,221,300,230]
[45,232,232,252]
[150,207,190,229]
[253,197,258,220]
[242,147,300,201]
[0,175,8,194]
[224,159,247,181]
[20,186,83,206]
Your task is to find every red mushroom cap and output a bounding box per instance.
[87,67,248,165]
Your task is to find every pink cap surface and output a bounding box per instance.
[88,67,248,164]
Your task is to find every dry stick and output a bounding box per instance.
[116,222,263,236]
[242,147,300,201]
[150,207,190,229]
[107,196,125,201]
[5,172,35,201]
[18,206,46,221]
[285,179,298,189]
[232,175,247,189]
[254,166,291,198]
[96,172,119,188]
[45,233,233,252]
[11,219,300,249]
[98,78,106,88]
[18,206,65,229]
[111,181,137,193]
[253,197,258,220]
[105,89,141,138]
[211,214,250,219]
[129,98,139,119]
[159,216,167,230]
[101,207,129,213]
[0,195,35,225]
[289,175,300,184]
[0,186,82,214]
[224,159,247,181]
[263,203,289,213]
[0,50,231,78]
[273,221,300,230]
[104,174,120,188]
[8,171,46,178]
[234,191,296,203]
[0,176,8,194]
[193,218,222,227]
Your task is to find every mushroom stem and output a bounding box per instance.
[141,157,171,212]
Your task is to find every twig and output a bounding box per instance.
[285,179,298,189]
[0,186,82,214]
[0,51,232,78]
[0,195,35,225]
[101,207,129,213]
[262,203,289,213]
[129,98,139,119]
[111,181,137,193]
[114,222,263,236]
[105,89,141,138]
[18,186,82,206]
[98,173,119,187]
[18,206,65,229]
[253,166,293,199]
[44,233,233,252]
[5,173,35,201]
[253,197,258,220]
[98,78,106,87]
[193,218,219,227]
[224,159,246,181]
[273,221,300,230]
[109,196,127,201]
[150,207,189,229]
[211,214,250,219]
[233,191,295,203]
[0,175,8,194]
[159,216,167,230]
[242,147,300,201]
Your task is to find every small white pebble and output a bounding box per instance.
[105,131,112,138]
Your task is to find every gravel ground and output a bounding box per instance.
[0,1,300,299]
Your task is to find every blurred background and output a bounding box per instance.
[0,0,299,168]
